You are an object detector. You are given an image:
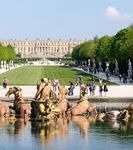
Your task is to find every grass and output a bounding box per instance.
[0,66,115,86]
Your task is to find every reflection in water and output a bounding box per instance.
[95,118,133,137]
[0,117,8,128]
[72,116,90,136]
[31,117,69,147]
[3,119,27,137]
[0,115,133,150]
[14,119,26,135]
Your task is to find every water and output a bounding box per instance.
[0,115,133,150]
[0,101,133,150]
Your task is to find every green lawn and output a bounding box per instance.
[0,66,114,86]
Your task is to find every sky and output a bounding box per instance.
[0,0,133,40]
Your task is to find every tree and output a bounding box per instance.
[78,41,96,60]
[0,44,16,68]
[6,45,16,61]
[95,35,113,62]
[128,24,133,30]
[110,28,133,73]
[111,28,133,61]
[72,44,81,60]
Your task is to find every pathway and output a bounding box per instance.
[74,67,133,85]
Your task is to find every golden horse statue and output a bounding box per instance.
[67,94,97,116]
[5,87,31,118]
[51,86,69,117]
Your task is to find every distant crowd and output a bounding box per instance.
[36,75,108,97]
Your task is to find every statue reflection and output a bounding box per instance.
[31,117,69,147]
[72,116,89,136]
[71,116,97,137]
[1,118,27,137]
[99,117,133,134]
[127,119,133,133]
[14,119,26,135]
[0,117,8,128]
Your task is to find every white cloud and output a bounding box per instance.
[105,6,132,21]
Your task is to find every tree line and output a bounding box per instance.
[72,25,133,74]
[0,44,16,67]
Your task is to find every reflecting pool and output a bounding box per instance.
[0,115,133,150]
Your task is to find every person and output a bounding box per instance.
[79,76,83,86]
[103,83,108,96]
[68,81,74,95]
[76,76,80,86]
[123,74,127,84]
[92,82,96,96]
[119,74,122,81]
[3,77,9,89]
[99,83,103,96]
[89,83,93,96]
[99,78,103,84]
[53,79,56,92]
[76,76,83,86]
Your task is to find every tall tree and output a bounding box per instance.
[6,45,16,61]
[110,28,133,61]
[78,41,96,60]
[110,28,133,73]
[95,35,112,62]
[0,44,16,61]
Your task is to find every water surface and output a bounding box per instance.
[0,115,133,150]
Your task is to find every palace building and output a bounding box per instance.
[0,39,83,58]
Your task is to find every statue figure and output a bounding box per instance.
[34,78,51,101]
[31,78,69,120]
[114,60,119,76]
[98,61,103,72]
[128,59,132,80]
[93,58,96,68]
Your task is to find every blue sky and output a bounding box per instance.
[0,0,133,40]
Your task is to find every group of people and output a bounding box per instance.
[99,82,108,96]
[2,75,108,98]
[85,81,96,96]
[67,76,109,97]
[84,78,108,97]
[119,74,128,84]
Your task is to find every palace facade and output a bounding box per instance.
[0,39,83,58]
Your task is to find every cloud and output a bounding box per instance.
[105,6,133,21]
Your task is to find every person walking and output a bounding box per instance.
[68,81,74,95]
[103,83,108,96]
[91,81,96,96]
[88,83,93,96]
[53,79,56,92]
[99,83,103,97]
[119,74,122,81]
[76,76,83,86]
[3,77,9,89]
